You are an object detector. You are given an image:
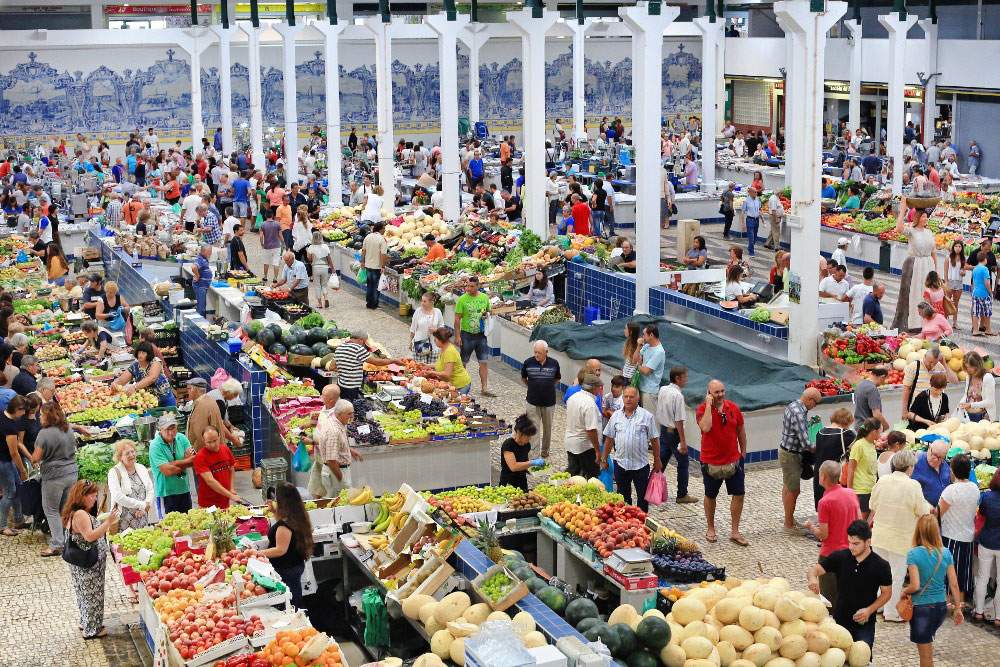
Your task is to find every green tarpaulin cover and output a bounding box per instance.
[531,316,820,412]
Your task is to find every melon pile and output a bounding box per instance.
[901,416,1000,461]
[385,212,450,251]
[653,577,870,667]
[400,591,547,667]
[892,340,968,380]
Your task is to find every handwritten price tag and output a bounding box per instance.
[420,394,433,404]
[357,425,371,436]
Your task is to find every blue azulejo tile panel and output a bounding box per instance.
[566,262,636,323]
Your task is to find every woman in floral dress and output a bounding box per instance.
[62,480,118,639]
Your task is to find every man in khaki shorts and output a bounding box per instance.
[778,387,822,533]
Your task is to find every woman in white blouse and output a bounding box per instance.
[361,185,385,222]
[409,293,444,363]
[107,439,155,531]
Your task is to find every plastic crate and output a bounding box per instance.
[260,457,288,503]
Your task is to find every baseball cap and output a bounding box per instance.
[186,377,208,389]
[837,237,849,247]
[157,414,178,429]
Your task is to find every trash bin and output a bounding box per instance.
[879,241,891,273]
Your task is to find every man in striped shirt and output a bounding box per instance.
[602,386,662,512]
[333,329,398,401]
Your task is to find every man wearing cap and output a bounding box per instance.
[333,330,398,401]
[832,237,849,268]
[148,414,196,514]
[564,373,604,479]
[186,377,240,451]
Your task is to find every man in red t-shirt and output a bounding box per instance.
[569,194,591,236]
[805,460,861,602]
[193,426,240,509]
[695,379,748,546]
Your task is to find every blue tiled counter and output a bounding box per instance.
[565,261,636,323]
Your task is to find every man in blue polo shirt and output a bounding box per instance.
[862,283,885,325]
[232,171,251,225]
[468,150,484,190]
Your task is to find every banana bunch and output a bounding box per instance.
[348,486,373,505]
[367,534,388,550]
[372,503,392,534]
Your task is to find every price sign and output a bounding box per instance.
[137,547,154,567]
[357,425,371,436]
[420,393,433,404]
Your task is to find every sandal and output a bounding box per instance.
[705,532,718,543]
[481,390,497,398]
[1,528,17,537]
[729,535,750,547]
[973,613,985,622]
[40,548,61,557]
[83,628,108,640]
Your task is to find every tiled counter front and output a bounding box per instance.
[178,311,270,465]
[564,261,637,323]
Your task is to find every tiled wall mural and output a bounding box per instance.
[0,39,700,141]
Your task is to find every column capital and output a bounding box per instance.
[507,8,559,37]
[362,15,394,38]
[237,21,262,39]
[310,19,348,38]
[273,22,305,40]
[426,11,471,36]
[566,18,593,35]
[774,0,847,37]
[619,2,679,33]
[917,17,938,38]
[209,25,238,42]
[844,17,863,39]
[692,14,724,39]
[458,23,490,51]
[877,11,918,34]
[178,25,214,55]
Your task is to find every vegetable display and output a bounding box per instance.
[748,307,771,323]
[76,442,150,482]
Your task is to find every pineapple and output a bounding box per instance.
[477,519,502,563]
[209,513,236,555]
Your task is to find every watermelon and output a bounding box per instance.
[565,598,600,627]
[625,649,658,667]
[283,326,305,346]
[268,342,287,355]
[583,623,620,656]
[307,327,328,345]
[504,550,525,562]
[575,617,603,635]
[290,344,313,356]
[266,323,283,340]
[535,586,567,614]
[635,616,670,651]
[245,320,264,339]
[526,577,547,594]
[611,624,638,659]
[311,343,332,357]
[256,328,276,348]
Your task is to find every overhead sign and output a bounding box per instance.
[234,2,326,12]
[105,4,212,15]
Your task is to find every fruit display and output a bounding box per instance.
[505,491,547,510]
[35,343,68,361]
[585,502,651,557]
[167,599,264,660]
[477,569,518,605]
[76,441,150,482]
[804,377,854,397]
[533,481,625,508]
[255,628,344,667]
[904,416,1000,461]
[647,577,866,667]
[541,501,599,538]
[141,551,221,598]
[428,495,491,520]
[434,484,524,506]
[153,588,205,625]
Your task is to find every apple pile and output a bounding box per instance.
[152,588,205,625]
[141,551,221,598]
[167,600,264,660]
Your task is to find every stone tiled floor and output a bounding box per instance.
[8,231,1000,666]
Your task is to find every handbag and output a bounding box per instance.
[896,550,944,622]
[943,296,957,318]
[706,463,737,480]
[670,202,678,215]
[62,523,99,569]
[838,431,851,486]
[106,307,126,332]
[799,449,815,480]
[292,441,312,473]
[307,453,326,498]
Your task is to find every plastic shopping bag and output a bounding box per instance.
[327,273,341,291]
[598,459,615,492]
[357,267,368,285]
[291,441,312,473]
[644,471,667,506]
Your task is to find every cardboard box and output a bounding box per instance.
[471,564,528,612]
[527,645,568,667]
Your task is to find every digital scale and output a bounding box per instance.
[604,548,653,576]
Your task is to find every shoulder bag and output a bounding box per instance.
[62,518,99,569]
[896,550,943,622]
[838,430,851,486]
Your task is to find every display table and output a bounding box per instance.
[535,526,656,610]
[287,436,495,495]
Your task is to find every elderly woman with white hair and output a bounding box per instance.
[205,378,244,434]
[8,332,29,368]
[869,449,933,621]
[107,439,155,531]
[312,398,364,497]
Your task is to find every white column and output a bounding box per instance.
[89,1,105,29]
[694,16,722,193]
[919,18,939,145]
[879,11,918,195]
[568,20,591,141]
[313,20,348,205]
[845,19,863,133]
[716,22,727,130]
[210,25,237,156]
[275,23,304,184]
[782,30,798,188]
[621,2,679,315]
[180,28,212,150]
[509,9,560,236]
[459,25,489,127]
[239,21,266,170]
[364,17,396,214]
[427,12,472,223]
[774,0,847,366]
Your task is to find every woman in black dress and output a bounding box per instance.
[260,482,313,607]
[498,414,543,492]
[812,407,856,508]
[906,372,950,431]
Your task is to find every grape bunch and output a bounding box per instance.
[351,396,377,417]
[400,392,447,417]
[652,552,721,582]
[347,418,388,446]
[479,570,516,603]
